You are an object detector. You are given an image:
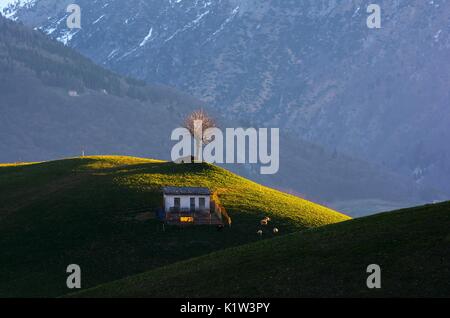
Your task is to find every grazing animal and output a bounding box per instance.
[260,219,268,226]
[257,230,263,236]
[273,228,279,234]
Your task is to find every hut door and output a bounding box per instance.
[190,198,196,212]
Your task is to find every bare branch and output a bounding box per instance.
[183,109,216,144]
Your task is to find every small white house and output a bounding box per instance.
[68,90,79,97]
[162,186,211,213]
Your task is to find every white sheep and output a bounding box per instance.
[273,228,279,234]
[257,230,263,236]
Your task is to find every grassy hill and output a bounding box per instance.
[73,201,450,298]
[0,156,348,297]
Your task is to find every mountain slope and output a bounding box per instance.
[73,201,450,298]
[7,0,449,196]
[0,14,443,216]
[0,156,349,297]
[0,14,202,162]
[0,13,437,212]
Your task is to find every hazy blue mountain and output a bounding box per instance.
[5,0,448,197]
[2,2,448,215]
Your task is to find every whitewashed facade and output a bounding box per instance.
[162,187,211,213]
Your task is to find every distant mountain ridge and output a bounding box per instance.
[0,14,202,161]
[5,0,449,197]
[0,12,444,215]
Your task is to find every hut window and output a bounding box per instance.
[174,197,180,210]
[199,197,206,209]
[190,197,195,211]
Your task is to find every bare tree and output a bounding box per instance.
[183,109,216,162]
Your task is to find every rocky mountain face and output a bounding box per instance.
[2,0,449,213]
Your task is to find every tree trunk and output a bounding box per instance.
[194,137,202,163]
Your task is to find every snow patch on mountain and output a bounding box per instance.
[43,26,56,34]
[139,28,153,47]
[0,0,36,19]
[165,10,210,42]
[57,29,79,46]
[107,48,120,61]
[92,14,105,25]
[434,29,442,42]
[204,6,239,44]
[40,15,65,35]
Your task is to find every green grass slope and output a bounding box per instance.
[74,201,450,298]
[0,156,348,297]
